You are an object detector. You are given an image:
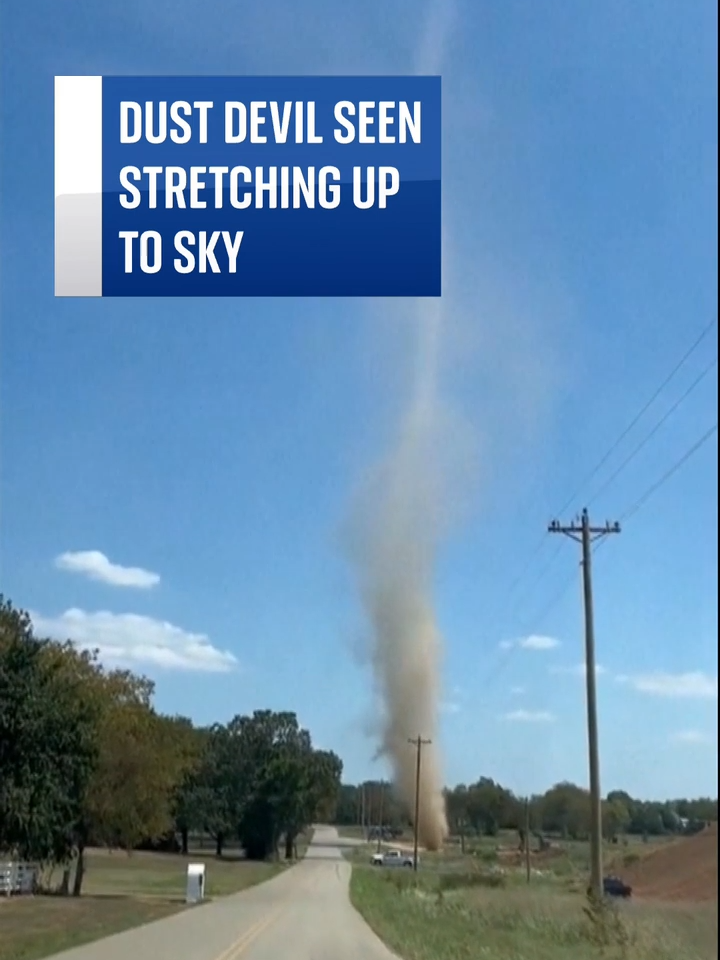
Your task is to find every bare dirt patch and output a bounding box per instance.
[623,823,717,904]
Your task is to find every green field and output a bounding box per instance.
[337,825,369,840]
[0,896,184,960]
[0,834,311,960]
[346,835,717,960]
[343,828,675,878]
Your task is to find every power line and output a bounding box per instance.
[479,558,580,690]
[504,535,550,597]
[587,356,718,508]
[495,317,716,622]
[555,317,717,518]
[619,422,718,523]
[526,562,580,627]
[510,540,565,610]
[514,347,716,619]
[476,318,716,687]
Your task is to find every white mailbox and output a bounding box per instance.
[186,862,206,904]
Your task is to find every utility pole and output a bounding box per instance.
[525,798,532,884]
[549,508,620,899]
[377,780,385,853]
[408,736,431,873]
[361,782,366,839]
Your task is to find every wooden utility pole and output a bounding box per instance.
[361,782,366,838]
[525,798,532,884]
[408,736,431,873]
[549,508,620,899]
[377,780,385,853]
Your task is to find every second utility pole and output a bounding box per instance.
[549,508,620,899]
[377,780,385,853]
[408,736,431,873]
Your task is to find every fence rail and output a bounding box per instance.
[0,861,38,896]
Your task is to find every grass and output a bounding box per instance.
[0,836,311,960]
[337,825,370,840]
[74,846,287,897]
[0,895,184,960]
[345,829,674,882]
[349,866,718,960]
[346,835,717,960]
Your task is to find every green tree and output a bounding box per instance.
[233,710,310,860]
[280,748,343,858]
[171,722,210,854]
[0,598,101,866]
[79,675,194,876]
[540,782,591,839]
[602,797,630,840]
[214,710,343,861]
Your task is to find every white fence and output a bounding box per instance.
[0,861,38,896]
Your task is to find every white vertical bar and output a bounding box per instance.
[54,76,103,297]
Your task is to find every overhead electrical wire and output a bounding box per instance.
[554,316,717,518]
[586,356,717,509]
[620,422,718,524]
[478,317,717,688]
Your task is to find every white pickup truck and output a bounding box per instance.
[370,849,416,868]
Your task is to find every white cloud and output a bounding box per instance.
[55,550,160,589]
[522,635,561,651]
[30,608,237,673]
[510,686,525,695]
[616,672,717,700]
[550,663,607,677]
[499,635,561,652]
[670,730,714,745]
[500,709,556,723]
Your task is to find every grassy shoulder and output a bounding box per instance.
[336,825,368,840]
[76,846,286,898]
[0,840,307,960]
[0,895,184,960]
[349,864,717,960]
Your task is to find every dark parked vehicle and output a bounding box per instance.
[590,875,632,898]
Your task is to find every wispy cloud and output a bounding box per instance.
[30,608,237,673]
[499,635,561,652]
[615,672,717,700]
[550,663,607,677]
[670,730,714,745]
[510,686,525,695]
[500,709,556,723]
[55,550,160,589]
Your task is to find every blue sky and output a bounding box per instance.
[1,0,717,801]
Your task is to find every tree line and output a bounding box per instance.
[335,777,717,842]
[0,597,342,895]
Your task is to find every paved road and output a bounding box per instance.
[53,826,399,960]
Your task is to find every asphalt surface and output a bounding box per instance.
[52,825,399,960]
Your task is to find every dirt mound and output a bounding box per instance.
[622,823,717,903]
